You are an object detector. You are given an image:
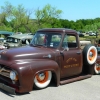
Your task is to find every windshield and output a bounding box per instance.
[31,32,62,48]
[6,37,20,43]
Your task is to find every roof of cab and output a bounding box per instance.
[37,28,77,33]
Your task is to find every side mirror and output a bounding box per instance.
[60,47,69,54]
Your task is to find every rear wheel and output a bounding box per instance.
[94,63,100,74]
[34,71,52,89]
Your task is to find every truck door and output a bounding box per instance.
[60,34,83,78]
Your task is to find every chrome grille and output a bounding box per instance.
[0,65,11,78]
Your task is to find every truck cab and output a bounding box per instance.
[32,28,83,78]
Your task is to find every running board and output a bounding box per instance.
[60,74,92,85]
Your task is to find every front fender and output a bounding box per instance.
[30,59,60,86]
[10,59,60,92]
[10,61,33,93]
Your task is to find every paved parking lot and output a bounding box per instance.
[0,75,100,100]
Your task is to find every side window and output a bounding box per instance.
[22,39,30,45]
[50,35,61,48]
[22,39,26,44]
[26,39,30,45]
[62,34,77,48]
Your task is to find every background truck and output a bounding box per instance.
[3,34,33,49]
[0,28,97,94]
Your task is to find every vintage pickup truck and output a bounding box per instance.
[0,28,98,94]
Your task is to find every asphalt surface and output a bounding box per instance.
[0,75,100,100]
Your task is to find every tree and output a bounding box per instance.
[0,1,34,32]
[34,4,62,29]
[11,4,32,32]
[0,1,13,30]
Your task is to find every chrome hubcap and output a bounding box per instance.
[38,73,45,80]
[89,52,93,57]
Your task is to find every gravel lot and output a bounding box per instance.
[0,75,100,100]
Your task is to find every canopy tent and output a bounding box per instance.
[0,31,14,35]
[0,31,14,38]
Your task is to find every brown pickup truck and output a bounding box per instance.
[0,28,98,94]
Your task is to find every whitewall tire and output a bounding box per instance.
[83,44,97,65]
[34,71,52,89]
[86,46,97,65]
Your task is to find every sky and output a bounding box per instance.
[0,0,100,21]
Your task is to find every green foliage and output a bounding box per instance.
[0,25,12,31]
[34,4,62,29]
[0,1,100,34]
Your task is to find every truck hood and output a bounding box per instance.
[0,46,55,61]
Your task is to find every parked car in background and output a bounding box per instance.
[0,38,7,50]
[77,31,84,37]
[0,38,5,42]
[4,34,33,49]
[0,31,14,50]
[16,32,22,34]
[89,32,96,36]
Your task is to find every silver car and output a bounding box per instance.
[4,34,33,49]
[89,31,96,36]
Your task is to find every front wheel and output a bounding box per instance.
[34,71,52,89]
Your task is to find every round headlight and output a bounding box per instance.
[10,71,18,81]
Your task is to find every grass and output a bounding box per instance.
[80,35,100,44]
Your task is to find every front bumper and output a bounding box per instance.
[0,82,16,94]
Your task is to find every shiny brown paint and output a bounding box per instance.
[96,55,100,63]
[0,28,90,93]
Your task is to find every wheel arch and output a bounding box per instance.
[32,60,60,88]
[33,69,59,87]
